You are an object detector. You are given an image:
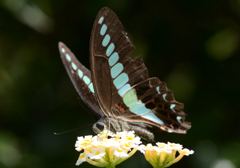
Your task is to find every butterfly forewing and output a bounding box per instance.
[59,42,103,120]
[90,7,148,116]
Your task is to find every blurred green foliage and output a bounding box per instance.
[0,0,240,168]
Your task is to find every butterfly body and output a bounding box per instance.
[58,7,191,141]
[93,116,154,141]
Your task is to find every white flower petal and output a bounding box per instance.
[114,150,129,158]
[90,152,106,159]
[75,153,87,165]
[182,148,194,155]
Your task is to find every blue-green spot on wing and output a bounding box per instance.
[58,42,103,121]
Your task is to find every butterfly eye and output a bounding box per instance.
[96,122,105,131]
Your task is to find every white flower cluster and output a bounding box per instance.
[139,142,194,168]
[75,131,194,168]
[75,131,141,167]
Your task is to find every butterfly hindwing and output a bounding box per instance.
[114,77,191,133]
[59,42,103,120]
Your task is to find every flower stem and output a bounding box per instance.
[106,166,115,168]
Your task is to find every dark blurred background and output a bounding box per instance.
[0,0,240,168]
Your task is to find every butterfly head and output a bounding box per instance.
[92,121,106,134]
[93,116,131,135]
[92,117,116,134]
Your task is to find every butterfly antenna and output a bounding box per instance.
[54,124,93,135]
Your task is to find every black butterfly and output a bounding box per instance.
[58,7,191,141]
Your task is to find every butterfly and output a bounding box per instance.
[58,7,191,141]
